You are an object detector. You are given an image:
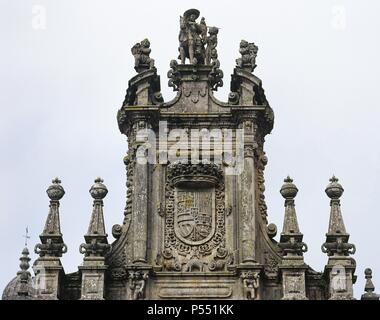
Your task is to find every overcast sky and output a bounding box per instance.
[0,0,379,299]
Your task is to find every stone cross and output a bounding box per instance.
[22,227,30,247]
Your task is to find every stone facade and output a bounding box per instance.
[2,9,378,300]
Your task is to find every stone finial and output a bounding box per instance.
[322,176,355,257]
[361,268,379,300]
[18,248,31,283]
[16,246,32,297]
[280,176,298,200]
[80,178,111,258]
[325,175,344,200]
[278,179,308,301]
[325,176,347,235]
[2,247,34,300]
[18,247,32,297]
[280,177,300,235]
[43,178,65,236]
[34,178,67,258]
[46,177,65,201]
[90,177,108,200]
[278,177,307,257]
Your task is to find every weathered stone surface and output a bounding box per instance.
[111,9,294,300]
[78,178,111,300]
[361,268,379,300]
[321,176,357,300]
[3,8,373,301]
[2,248,34,300]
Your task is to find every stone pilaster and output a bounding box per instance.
[132,121,150,264]
[238,118,257,264]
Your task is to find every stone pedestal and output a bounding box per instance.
[33,257,64,300]
[279,258,308,300]
[325,257,356,300]
[79,257,107,300]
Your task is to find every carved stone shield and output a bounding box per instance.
[174,188,215,245]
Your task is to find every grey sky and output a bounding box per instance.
[0,0,379,298]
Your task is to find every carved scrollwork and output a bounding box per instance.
[112,224,123,239]
[321,238,356,256]
[109,267,127,281]
[108,250,128,280]
[79,241,111,257]
[255,148,268,223]
[151,92,164,105]
[156,249,183,271]
[264,251,279,277]
[267,223,277,239]
[34,240,67,258]
[279,237,308,256]
[208,245,233,271]
[228,91,239,105]
[167,161,223,186]
[183,86,207,103]
[244,145,255,158]
[117,108,128,132]
[123,148,136,225]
